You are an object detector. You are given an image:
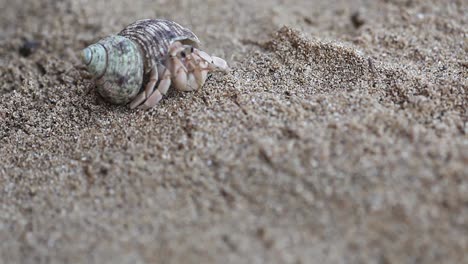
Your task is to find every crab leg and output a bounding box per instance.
[144,66,159,97]
[138,66,172,110]
[193,49,229,71]
[168,42,190,92]
[129,66,158,109]
[178,49,229,91]
[129,92,146,109]
[185,53,209,91]
[186,69,199,91]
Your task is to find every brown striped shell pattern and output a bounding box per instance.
[81,19,229,109]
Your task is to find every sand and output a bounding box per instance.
[0,0,467,263]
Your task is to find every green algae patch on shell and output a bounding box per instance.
[83,35,144,105]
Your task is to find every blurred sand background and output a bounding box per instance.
[0,0,467,263]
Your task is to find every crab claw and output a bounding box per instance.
[211,56,229,71]
[195,50,229,71]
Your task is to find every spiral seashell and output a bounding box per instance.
[82,35,143,104]
[81,19,228,109]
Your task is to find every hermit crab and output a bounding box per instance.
[81,19,228,109]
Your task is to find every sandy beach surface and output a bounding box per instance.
[0,0,467,263]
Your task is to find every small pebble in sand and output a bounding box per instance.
[19,39,40,57]
[350,11,366,28]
